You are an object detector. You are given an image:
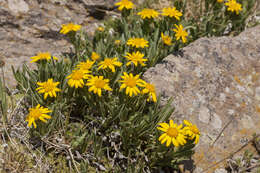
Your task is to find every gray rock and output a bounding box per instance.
[144,25,260,171]
[8,0,29,14]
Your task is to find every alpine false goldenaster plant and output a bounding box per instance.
[183,120,200,144]
[161,7,182,20]
[91,52,100,61]
[172,24,188,43]
[36,79,61,100]
[124,51,148,66]
[157,120,187,147]
[86,76,112,97]
[127,38,149,48]
[30,52,58,63]
[26,104,52,128]
[114,40,121,45]
[161,33,172,46]
[60,23,81,34]
[115,0,134,11]
[225,0,242,15]
[137,8,159,19]
[97,27,105,32]
[66,69,90,88]
[98,57,122,72]
[119,72,145,97]
[76,60,94,71]
[142,82,157,102]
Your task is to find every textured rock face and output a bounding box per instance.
[144,25,260,172]
[0,0,117,87]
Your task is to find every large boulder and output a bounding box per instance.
[144,25,260,172]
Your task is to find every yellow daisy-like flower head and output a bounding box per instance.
[161,33,172,46]
[119,72,145,97]
[98,57,122,72]
[114,40,121,45]
[60,23,81,34]
[225,0,242,15]
[36,79,61,100]
[124,51,148,66]
[183,120,200,144]
[91,52,100,61]
[97,26,105,32]
[76,60,94,71]
[161,7,182,20]
[127,38,149,48]
[172,24,188,43]
[217,0,224,3]
[86,76,112,97]
[137,8,159,19]
[115,0,134,11]
[30,52,58,63]
[66,69,90,88]
[26,104,52,128]
[142,82,157,102]
[157,120,187,147]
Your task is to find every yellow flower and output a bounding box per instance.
[137,8,159,19]
[119,72,145,97]
[60,23,81,34]
[142,82,157,102]
[161,7,182,20]
[66,69,90,88]
[172,24,188,43]
[97,26,105,32]
[26,104,52,128]
[217,0,224,3]
[36,79,61,100]
[91,52,100,61]
[183,120,200,144]
[76,60,94,71]
[127,38,149,48]
[124,51,148,66]
[98,57,122,72]
[86,76,112,97]
[225,0,242,15]
[157,120,187,147]
[114,40,121,45]
[115,0,134,11]
[161,33,172,46]
[30,52,58,63]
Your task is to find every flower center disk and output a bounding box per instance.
[190,125,199,134]
[125,78,137,87]
[72,71,84,80]
[146,84,155,92]
[94,79,106,88]
[44,83,55,92]
[30,109,41,119]
[104,59,113,66]
[167,127,178,138]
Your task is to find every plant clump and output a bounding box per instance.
[11,0,257,172]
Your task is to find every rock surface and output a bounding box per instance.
[144,25,260,172]
[0,0,117,87]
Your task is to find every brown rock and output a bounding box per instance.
[0,0,116,88]
[144,25,260,172]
